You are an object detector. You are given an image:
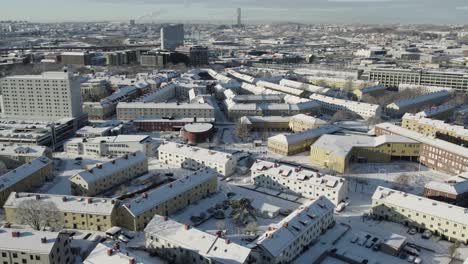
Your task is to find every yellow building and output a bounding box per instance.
[288,114,327,132]
[352,85,386,100]
[372,186,468,243]
[0,157,53,206]
[118,168,218,231]
[4,192,118,232]
[70,151,148,196]
[268,125,340,156]
[310,134,420,173]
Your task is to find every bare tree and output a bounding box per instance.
[15,199,62,231]
[393,174,411,192]
[448,241,461,263]
[235,120,249,142]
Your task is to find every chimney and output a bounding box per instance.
[87,198,93,204]
[107,249,113,256]
[164,216,168,221]
[283,222,288,228]
[225,239,231,244]
[142,192,148,199]
[11,231,20,238]
[132,152,136,157]
[14,193,19,198]
[89,169,93,173]
[124,154,129,159]
[111,200,115,204]
[184,224,190,230]
[41,237,47,243]
[35,195,40,200]
[62,196,67,202]
[129,259,135,264]
[112,160,116,164]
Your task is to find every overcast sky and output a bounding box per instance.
[1,0,467,24]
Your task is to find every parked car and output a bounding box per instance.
[422,230,432,239]
[372,243,381,251]
[414,257,422,264]
[366,237,379,248]
[408,228,418,235]
[404,245,420,256]
[407,256,416,262]
[118,234,129,243]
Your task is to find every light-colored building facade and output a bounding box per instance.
[372,186,468,243]
[4,192,118,231]
[70,151,148,196]
[385,90,450,116]
[289,114,327,132]
[239,116,291,132]
[158,142,236,176]
[81,79,110,101]
[118,168,218,231]
[251,160,348,205]
[116,102,215,121]
[0,71,83,121]
[0,145,51,168]
[309,94,382,119]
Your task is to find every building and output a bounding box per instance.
[161,24,184,51]
[116,102,215,121]
[374,123,468,175]
[0,144,51,168]
[279,79,331,95]
[267,125,340,156]
[134,117,215,132]
[385,90,450,116]
[0,157,53,206]
[251,160,347,205]
[0,71,84,121]
[180,123,214,144]
[256,197,335,264]
[176,45,209,66]
[144,215,252,264]
[411,104,455,120]
[4,192,118,231]
[0,229,73,264]
[424,176,468,207]
[64,135,158,158]
[372,186,468,243]
[140,50,171,67]
[81,79,110,101]
[310,134,421,174]
[402,113,468,146]
[83,243,139,264]
[353,85,386,100]
[118,168,218,231]
[158,142,236,176]
[362,68,468,93]
[61,51,93,65]
[239,116,291,132]
[70,151,148,196]
[309,94,382,119]
[289,114,327,132]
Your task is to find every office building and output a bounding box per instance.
[61,51,93,65]
[161,24,184,51]
[176,45,209,66]
[158,142,236,176]
[0,71,83,121]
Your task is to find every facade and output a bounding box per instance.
[176,45,209,66]
[0,229,73,264]
[385,90,450,116]
[268,125,340,156]
[402,113,468,146]
[256,197,335,264]
[310,134,421,174]
[251,160,348,205]
[161,24,184,51]
[4,192,118,231]
[134,117,215,132]
[0,71,83,121]
[0,157,53,206]
[70,151,148,196]
[81,79,110,100]
[144,215,252,264]
[158,142,236,176]
[118,168,218,231]
[289,114,327,132]
[239,116,291,132]
[309,94,382,119]
[61,51,92,65]
[116,102,215,121]
[374,123,468,175]
[0,145,51,168]
[363,68,468,93]
[424,177,468,207]
[372,186,468,243]
[64,135,158,158]
[180,123,214,144]
[353,85,386,100]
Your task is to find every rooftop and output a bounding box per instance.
[83,243,138,264]
[0,157,52,192]
[268,125,340,145]
[0,228,63,254]
[158,142,233,164]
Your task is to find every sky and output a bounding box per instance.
[1,0,467,24]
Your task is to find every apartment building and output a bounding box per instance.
[385,90,450,116]
[309,94,382,119]
[402,113,468,146]
[0,157,53,206]
[0,144,51,168]
[118,168,218,231]
[362,68,468,93]
[0,71,83,121]
[424,177,468,207]
[158,142,236,176]
[411,104,455,120]
[279,79,331,95]
[239,116,291,132]
[289,114,327,132]
[144,215,252,264]
[64,135,158,157]
[70,151,148,196]
[372,186,468,243]
[81,79,109,100]
[83,243,137,264]
[353,85,386,100]
[310,134,421,174]
[0,229,73,264]
[116,102,215,121]
[268,125,340,156]
[251,160,347,205]
[4,192,118,231]
[256,197,335,264]
[374,123,468,175]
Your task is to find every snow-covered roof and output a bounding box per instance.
[424,179,468,195]
[279,79,330,94]
[372,186,468,226]
[158,142,233,164]
[359,85,386,93]
[387,91,450,110]
[268,125,340,145]
[240,116,291,125]
[414,104,455,118]
[71,151,146,184]
[0,144,48,157]
[309,94,381,112]
[403,114,468,138]
[123,168,218,216]
[117,102,214,110]
[0,228,64,254]
[83,243,141,264]
[4,192,117,215]
[0,157,52,193]
[256,197,334,258]
[3,71,71,80]
[256,81,305,97]
[145,215,251,264]
[290,114,327,126]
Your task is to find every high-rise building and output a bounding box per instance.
[160,24,184,51]
[0,71,84,121]
[237,8,242,26]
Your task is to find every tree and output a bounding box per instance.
[15,199,62,231]
[229,198,257,226]
[235,120,249,142]
[366,116,383,129]
[393,174,411,192]
[244,221,259,235]
[330,110,358,123]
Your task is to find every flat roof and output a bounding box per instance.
[158,142,233,164]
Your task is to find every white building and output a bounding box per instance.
[0,71,83,121]
[83,243,141,264]
[116,102,215,121]
[64,135,159,158]
[251,160,348,205]
[309,93,382,119]
[279,79,330,95]
[158,142,236,176]
[256,197,335,264]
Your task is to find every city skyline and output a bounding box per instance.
[1,0,468,24]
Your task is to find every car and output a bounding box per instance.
[422,230,432,239]
[350,236,359,243]
[414,257,422,264]
[225,177,232,182]
[403,245,420,256]
[408,228,418,235]
[407,256,416,263]
[118,234,129,243]
[75,157,83,160]
[366,237,379,248]
[372,243,381,251]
